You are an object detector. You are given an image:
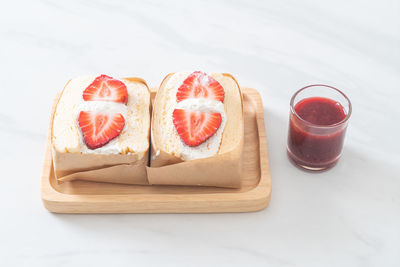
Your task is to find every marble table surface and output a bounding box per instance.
[1,0,399,266]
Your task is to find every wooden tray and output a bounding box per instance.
[41,87,271,213]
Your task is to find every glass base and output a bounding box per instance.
[287,149,339,172]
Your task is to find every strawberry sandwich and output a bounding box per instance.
[148,71,244,188]
[52,75,150,184]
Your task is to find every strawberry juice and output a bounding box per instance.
[287,85,351,171]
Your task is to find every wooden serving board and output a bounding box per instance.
[41,87,271,213]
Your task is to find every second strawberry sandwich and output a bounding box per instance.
[149,71,244,188]
[52,75,151,184]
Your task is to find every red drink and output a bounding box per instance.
[287,85,351,171]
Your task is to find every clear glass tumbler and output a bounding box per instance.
[287,85,352,171]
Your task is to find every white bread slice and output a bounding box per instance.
[51,75,150,184]
[149,72,244,188]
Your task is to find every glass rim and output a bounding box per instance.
[290,84,352,128]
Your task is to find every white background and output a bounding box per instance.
[0,0,399,266]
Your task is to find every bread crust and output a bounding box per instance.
[148,73,244,188]
[51,77,151,185]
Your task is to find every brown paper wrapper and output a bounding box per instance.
[53,150,149,184]
[51,77,150,185]
[147,140,243,188]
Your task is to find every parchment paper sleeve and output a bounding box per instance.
[147,138,243,188]
[53,149,149,185]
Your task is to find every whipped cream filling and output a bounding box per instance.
[76,101,128,119]
[175,98,226,161]
[75,85,128,154]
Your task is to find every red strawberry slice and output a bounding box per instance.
[172,109,222,147]
[83,75,128,104]
[176,71,224,103]
[78,111,125,149]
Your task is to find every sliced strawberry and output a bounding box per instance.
[172,109,222,147]
[78,111,125,149]
[83,75,128,104]
[176,71,224,103]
